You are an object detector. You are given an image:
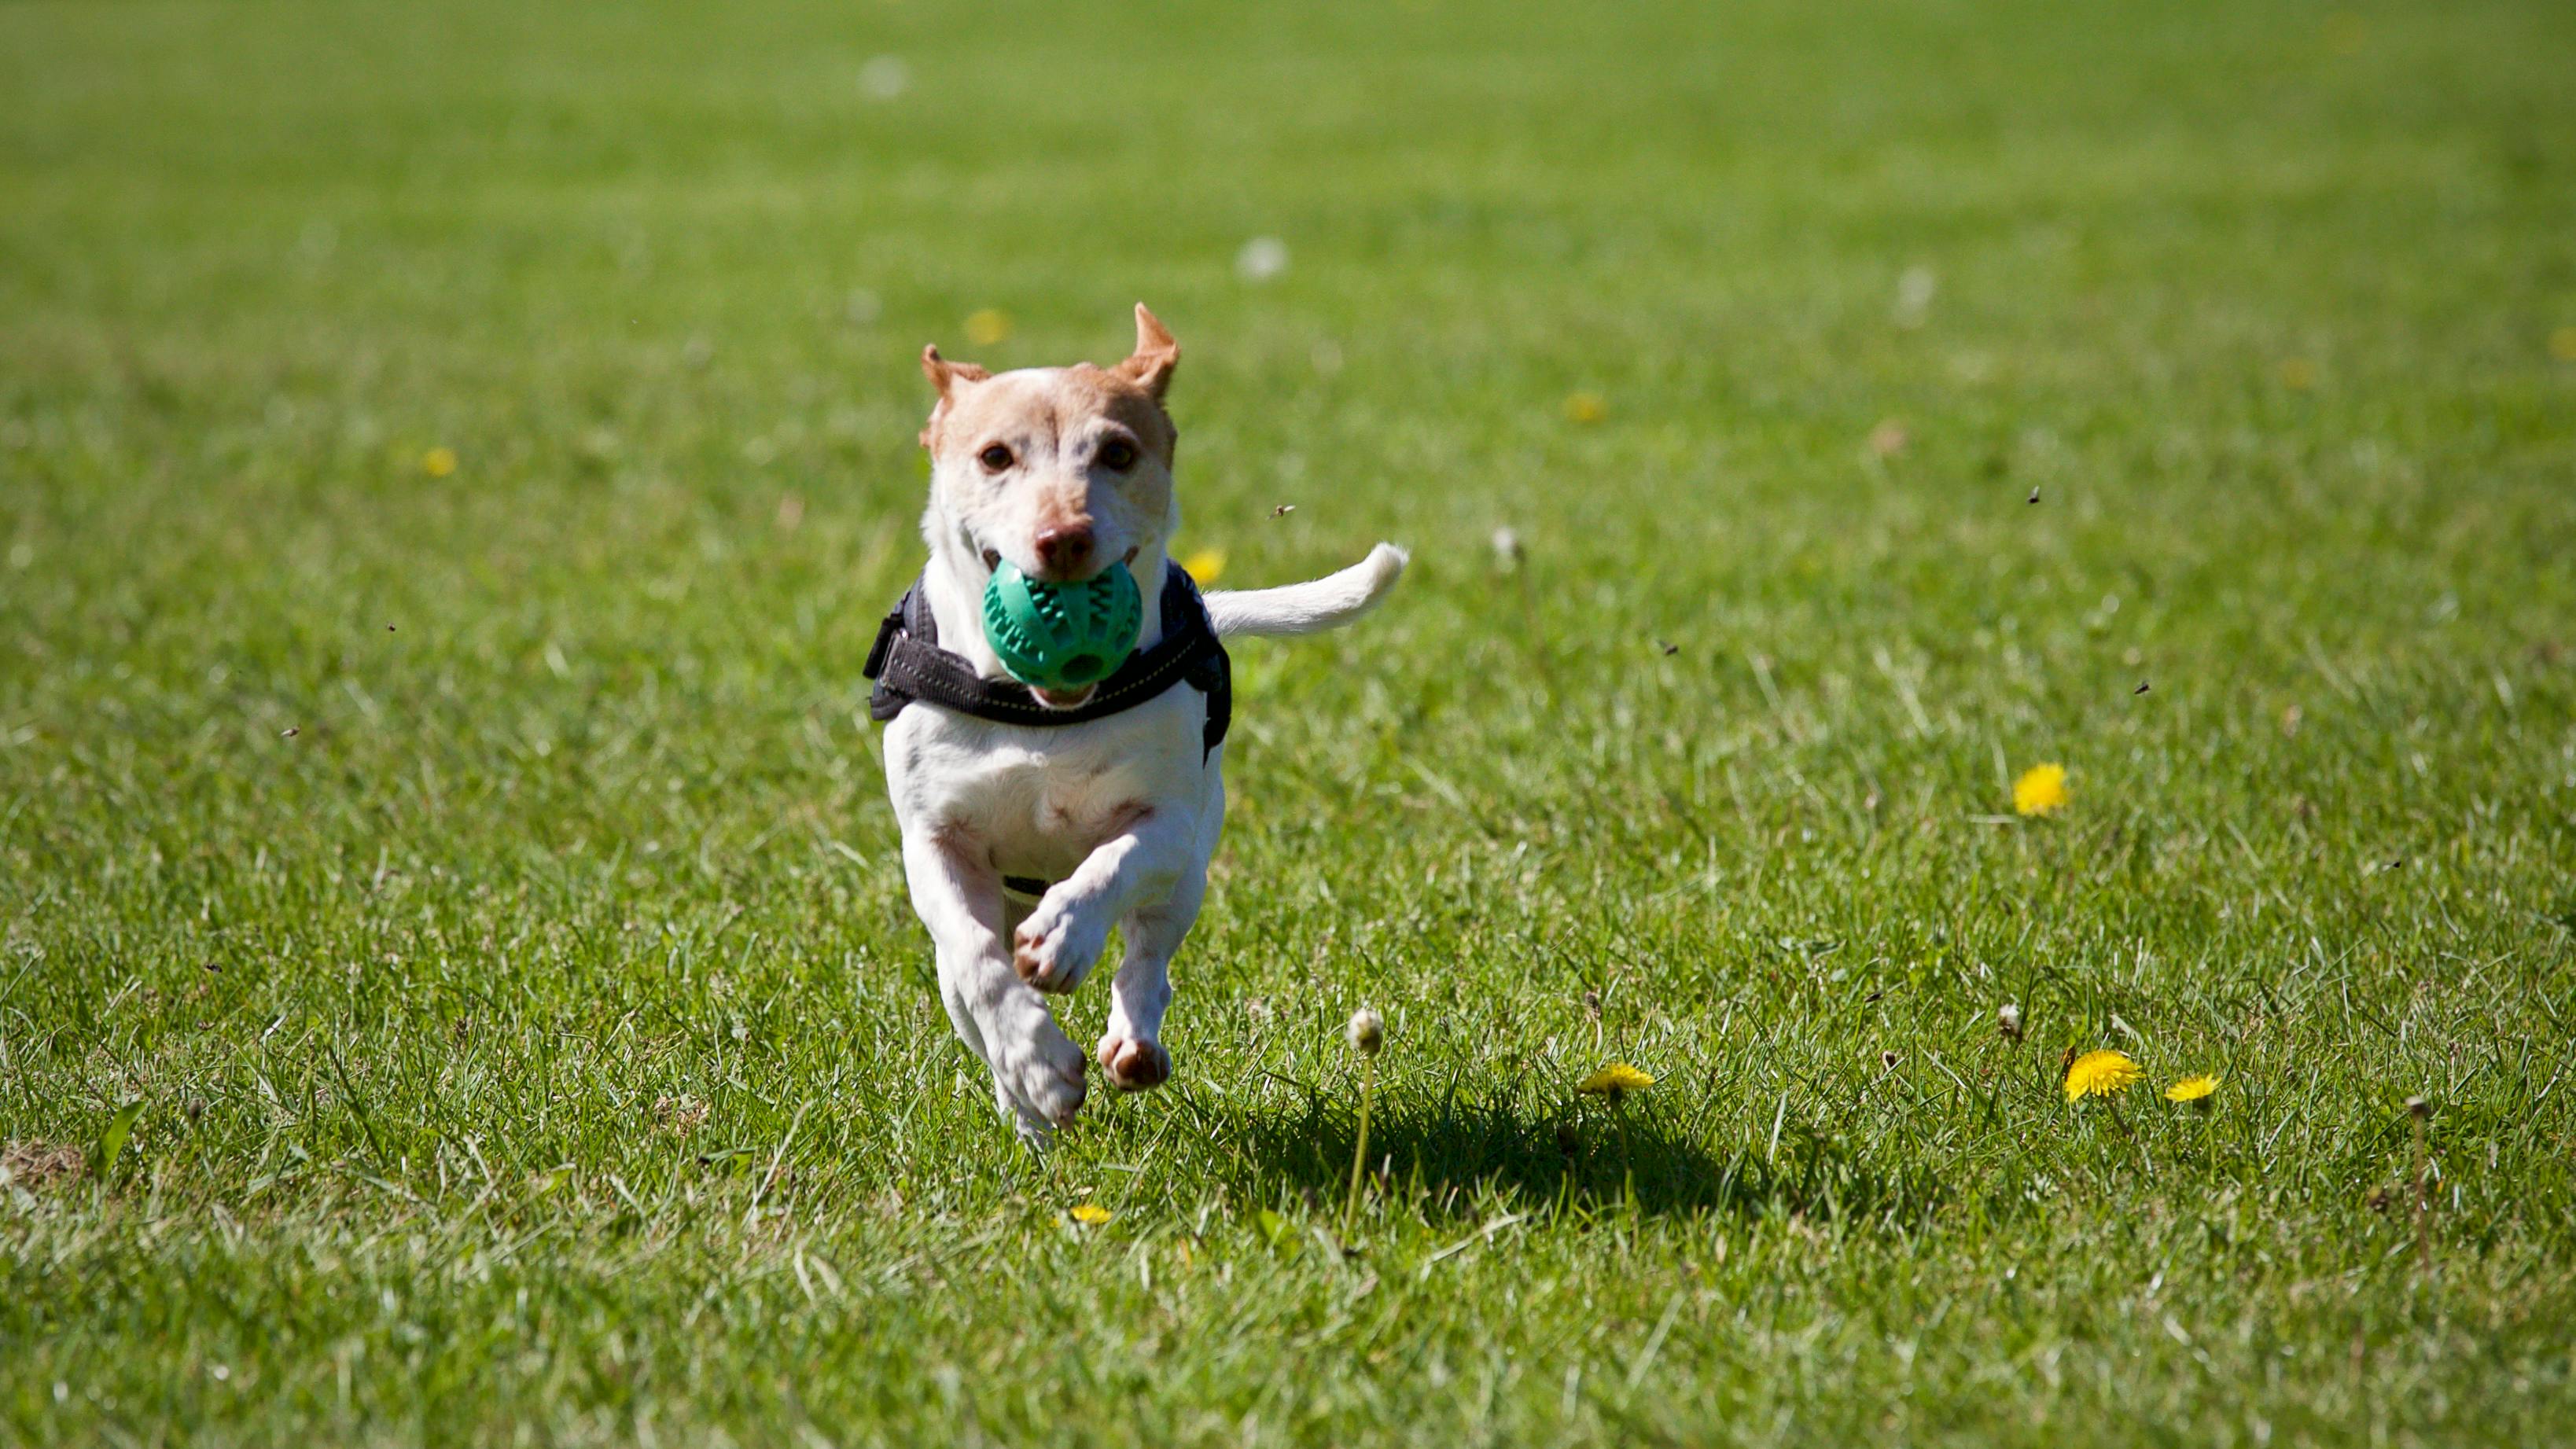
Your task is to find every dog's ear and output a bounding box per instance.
[919,345,989,449]
[922,344,990,398]
[1113,303,1179,401]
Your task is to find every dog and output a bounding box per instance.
[867,304,1405,1144]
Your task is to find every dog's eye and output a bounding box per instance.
[1096,437,1138,473]
[977,443,1014,473]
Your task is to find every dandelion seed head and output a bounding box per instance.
[859,56,911,101]
[1893,264,1937,327]
[1235,237,1290,283]
[1347,1008,1384,1057]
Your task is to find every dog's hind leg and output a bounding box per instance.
[1095,863,1204,1093]
[903,831,1087,1143]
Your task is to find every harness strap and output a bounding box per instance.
[864,563,1230,758]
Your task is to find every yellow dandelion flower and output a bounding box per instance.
[2278,358,2317,390]
[2550,326,2576,362]
[1577,1062,1655,1098]
[2013,763,2069,817]
[2165,1074,2219,1104]
[2063,1049,2143,1101]
[965,308,1013,347]
[1068,1203,1112,1225]
[1562,391,1606,424]
[421,446,458,478]
[1179,547,1226,584]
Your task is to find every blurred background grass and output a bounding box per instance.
[3,0,2574,1443]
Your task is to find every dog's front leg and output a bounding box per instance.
[902,830,1087,1143]
[1011,807,1196,996]
[1014,808,1209,1094]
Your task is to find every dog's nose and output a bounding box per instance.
[1033,523,1095,576]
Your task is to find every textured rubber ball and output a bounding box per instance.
[981,559,1144,692]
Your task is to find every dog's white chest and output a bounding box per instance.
[882,687,1216,880]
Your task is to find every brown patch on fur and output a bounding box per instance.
[916,314,1179,465]
[929,365,1176,465]
[1056,365,1179,468]
[1,1140,86,1190]
[1029,484,1094,539]
[919,345,993,450]
[1098,1036,1171,1091]
[1111,303,1179,401]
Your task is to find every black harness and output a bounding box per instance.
[863,561,1231,759]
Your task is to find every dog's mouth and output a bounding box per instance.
[967,537,1138,710]
[976,544,1142,582]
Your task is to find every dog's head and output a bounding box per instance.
[918,305,1180,605]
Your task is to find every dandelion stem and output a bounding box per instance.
[1510,565,1555,701]
[1616,1101,1638,1210]
[1345,1055,1376,1227]
[2409,1098,2432,1274]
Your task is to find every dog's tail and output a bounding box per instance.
[1205,542,1408,638]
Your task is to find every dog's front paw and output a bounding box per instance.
[992,1011,1089,1139]
[1095,1032,1171,1093]
[1013,894,1110,995]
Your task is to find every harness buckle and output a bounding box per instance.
[862,608,902,682]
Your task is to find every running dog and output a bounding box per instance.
[865,304,1405,1143]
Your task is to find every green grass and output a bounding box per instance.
[5,0,2576,1442]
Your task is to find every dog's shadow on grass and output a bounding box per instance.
[1194,1083,1941,1225]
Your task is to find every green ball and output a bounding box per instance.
[980,559,1143,692]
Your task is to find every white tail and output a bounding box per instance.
[1205,542,1408,638]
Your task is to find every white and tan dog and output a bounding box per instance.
[878,304,1404,1144]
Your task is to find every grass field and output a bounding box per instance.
[6,0,2576,1442]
